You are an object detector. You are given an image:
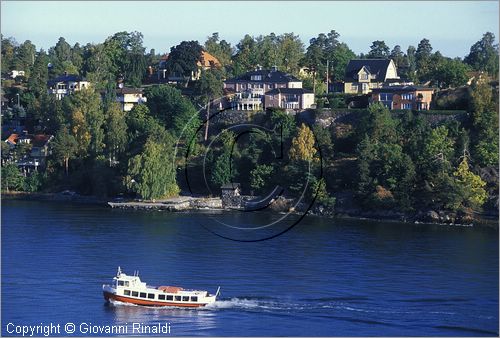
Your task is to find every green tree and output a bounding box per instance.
[367,40,390,59]
[52,126,78,175]
[250,164,274,193]
[126,138,179,200]
[233,34,259,75]
[105,102,128,165]
[15,40,36,77]
[415,38,433,82]
[204,32,233,69]
[464,32,499,77]
[1,35,17,74]
[166,40,203,87]
[2,164,24,191]
[390,45,405,68]
[432,58,470,88]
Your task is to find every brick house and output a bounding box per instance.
[371,86,435,110]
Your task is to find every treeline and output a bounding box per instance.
[1,30,499,218]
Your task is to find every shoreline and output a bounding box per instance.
[2,191,498,229]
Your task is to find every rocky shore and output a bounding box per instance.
[2,191,497,228]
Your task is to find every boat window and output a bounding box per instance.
[140,292,147,298]
[148,293,155,299]
[158,295,165,300]
[182,296,189,301]
[166,295,173,301]
[132,291,138,297]
[175,296,182,301]
[125,281,129,287]
[118,281,125,286]
[124,290,131,296]
[191,296,198,302]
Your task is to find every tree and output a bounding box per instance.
[126,138,179,200]
[250,164,274,194]
[367,40,390,59]
[390,45,405,68]
[166,40,203,86]
[453,157,488,209]
[464,32,499,77]
[469,81,499,166]
[233,35,259,75]
[432,58,470,88]
[28,50,49,97]
[2,164,24,191]
[195,68,224,140]
[16,40,36,76]
[105,102,128,165]
[144,84,201,139]
[278,33,304,74]
[1,35,17,73]
[65,89,105,156]
[204,32,233,69]
[51,126,78,175]
[329,43,356,82]
[415,38,433,82]
[289,124,317,162]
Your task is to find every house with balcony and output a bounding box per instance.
[47,73,90,100]
[264,88,315,110]
[344,59,399,94]
[224,67,308,111]
[371,85,435,110]
[114,87,147,112]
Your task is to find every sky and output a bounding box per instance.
[1,1,498,58]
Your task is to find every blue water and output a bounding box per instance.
[2,200,498,336]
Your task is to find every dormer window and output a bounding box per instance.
[250,75,262,81]
[361,74,368,80]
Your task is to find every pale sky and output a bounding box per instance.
[1,1,498,58]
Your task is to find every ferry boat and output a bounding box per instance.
[103,267,220,307]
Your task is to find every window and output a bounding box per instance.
[148,293,155,299]
[182,296,189,302]
[118,281,125,286]
[191,296,198,302]
[379,93,393,101]
[402,103,412,109]
[132,291,139,297]
[166,295,173,301]
[175,296,182,301]
[401,93,414,100]
[124,290,131,296]
[159,294,166,300]
[124,281,129,287]
[351,84,358,91]
[140,292,147,298]
[360,73,368,80]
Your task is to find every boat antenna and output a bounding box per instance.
[117,266,122,277]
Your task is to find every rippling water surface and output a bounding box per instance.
[2,200,498,336]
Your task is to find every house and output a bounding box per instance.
[371,86,435,110]
[157,50,221,83]
[344,59,399,94]
[114,87,147,112]
[47,73,90,100]
[10,70,25,79]
[224,67,308,111]
[264,88,315,110]
[4,133,54,174]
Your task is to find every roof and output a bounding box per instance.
[47,74,86,86]
[199,50,221,68]
[116,87,144,95]
[225,69,300,84]
[5,133,18,145]
[265,88,313,95]
[4,133,53,147]
[371,85,435,93]
[344,59,393,82]
[221,183,241,190]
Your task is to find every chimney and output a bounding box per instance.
[271,65,278,72]
[63,71,68,76]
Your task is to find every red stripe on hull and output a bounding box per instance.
[103,291,206,308]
